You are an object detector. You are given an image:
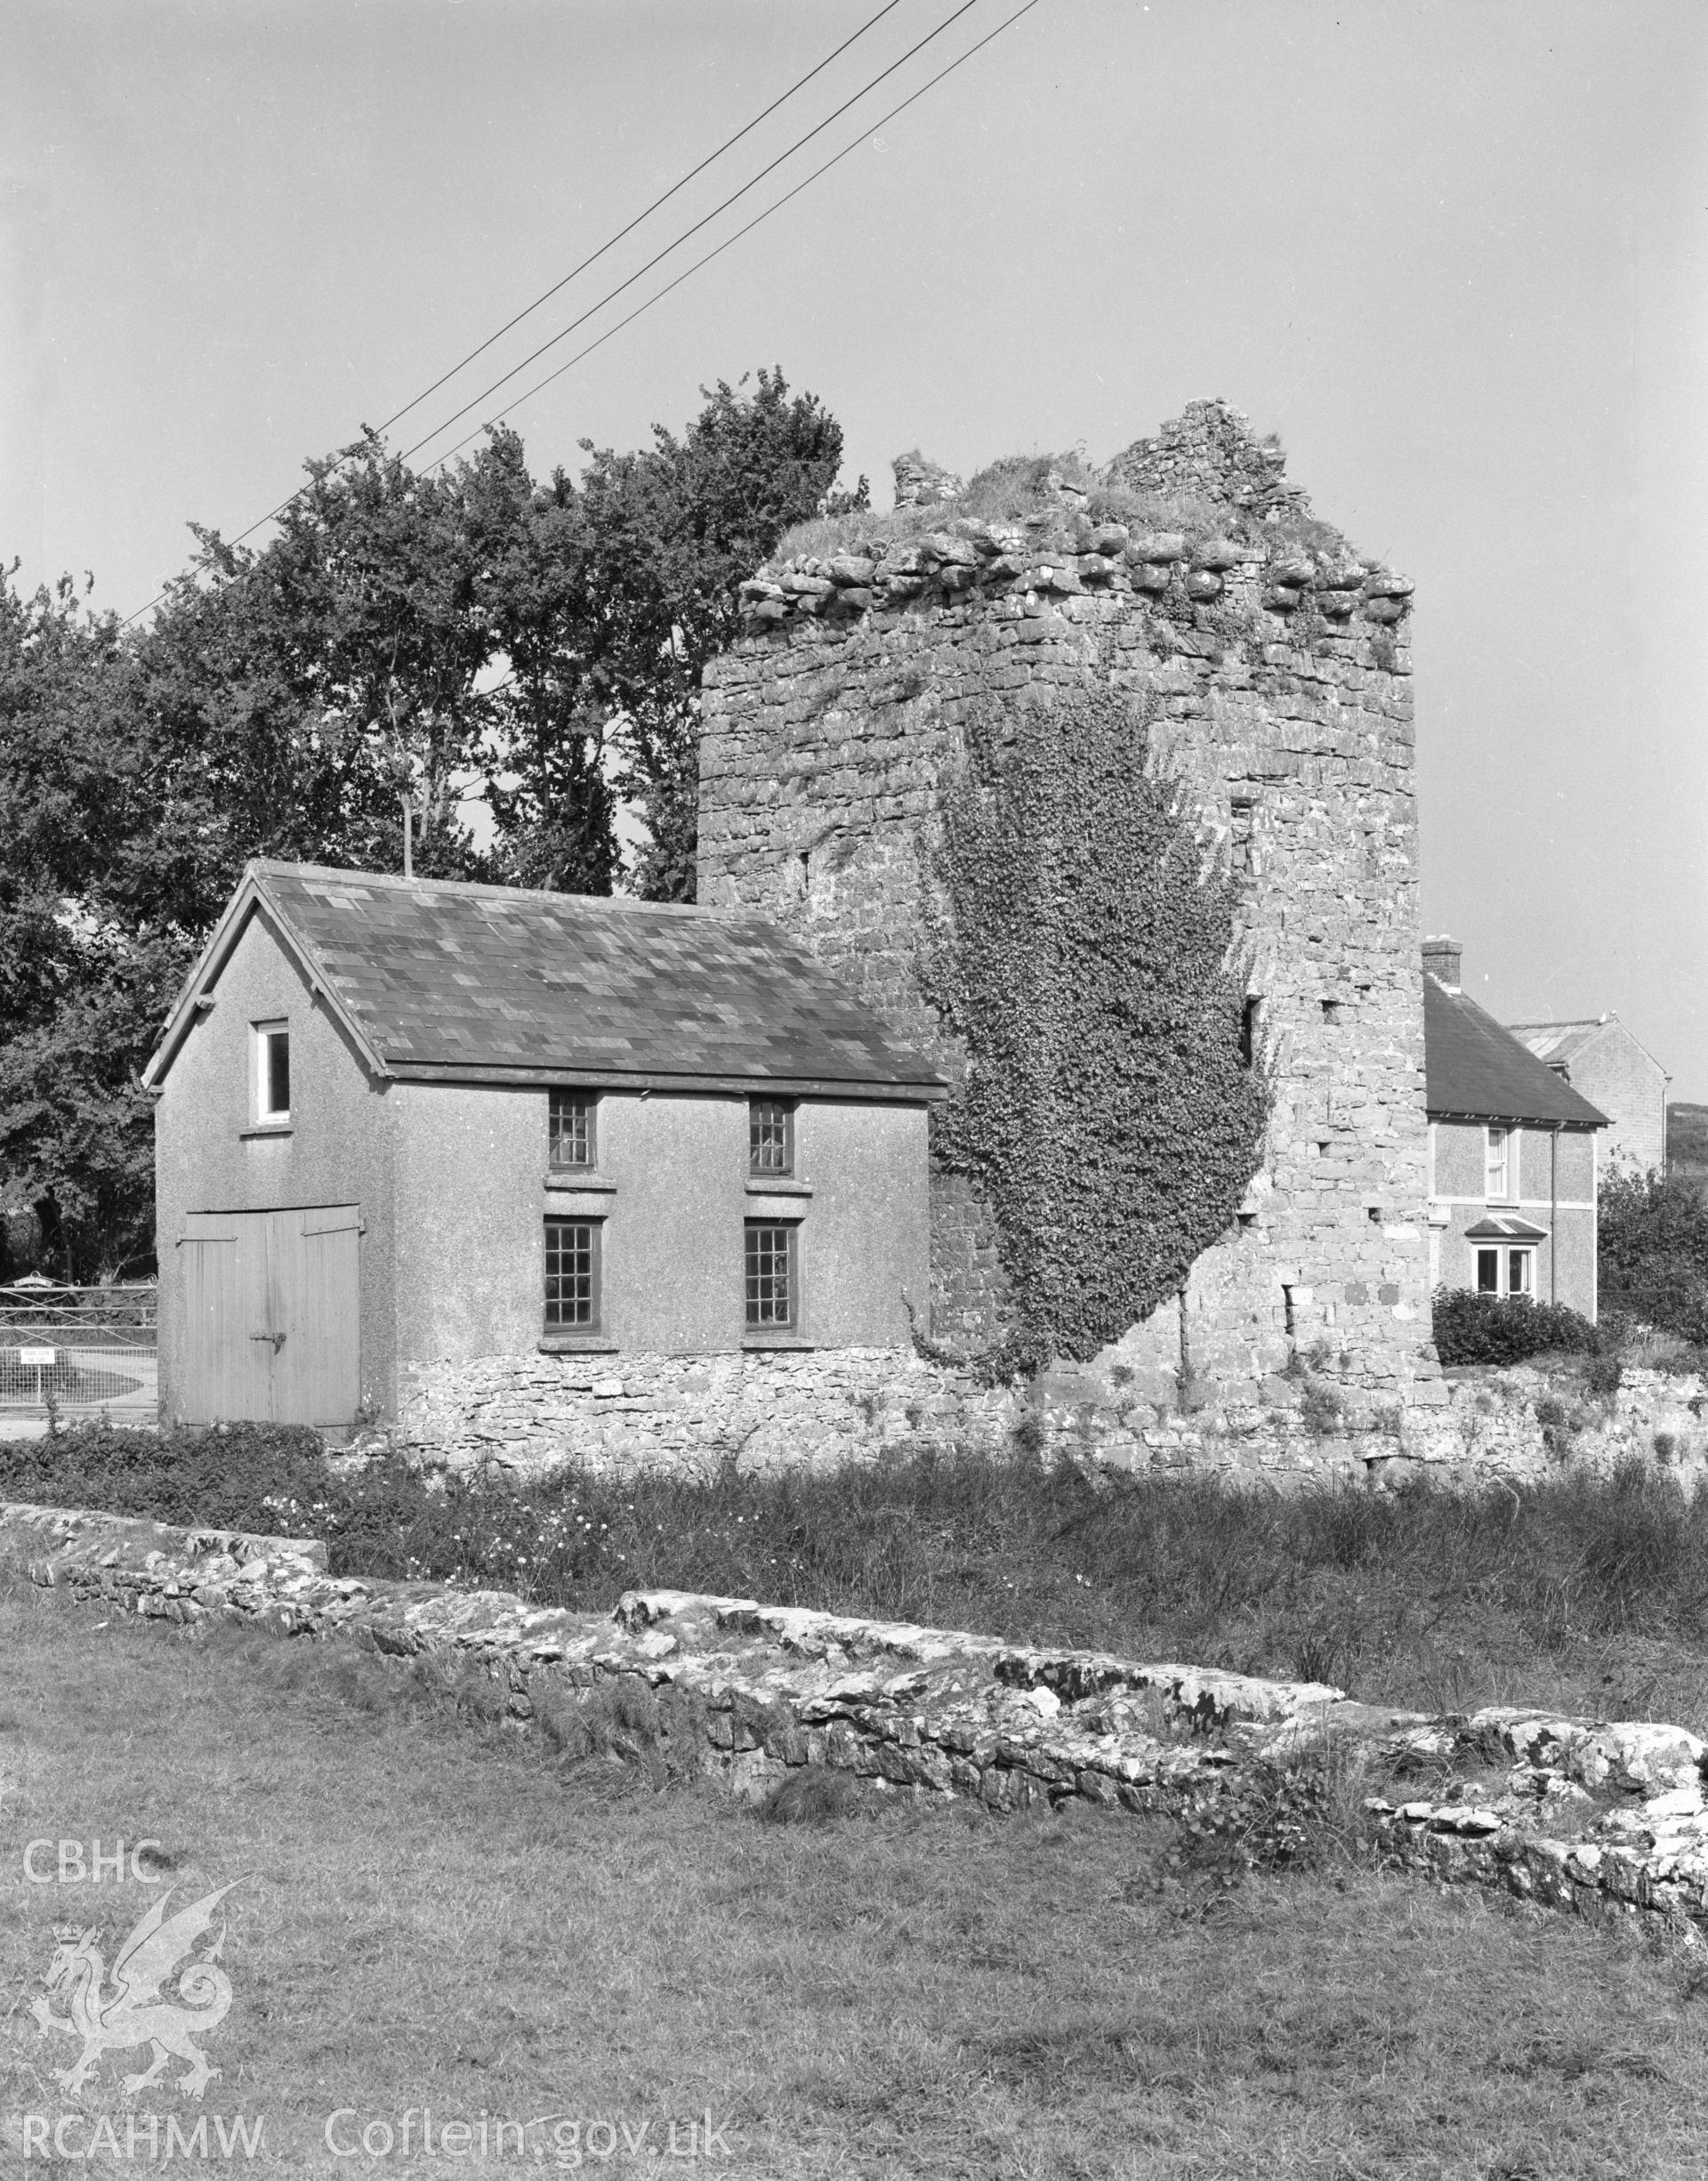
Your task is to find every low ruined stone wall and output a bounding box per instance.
[7,1500,1708,1944]
[394,1343,1708,1492]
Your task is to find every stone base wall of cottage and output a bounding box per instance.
[697,400,1433,1408]
[395,1345,1708,1493]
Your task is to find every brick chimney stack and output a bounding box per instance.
[1422,935,1462,992]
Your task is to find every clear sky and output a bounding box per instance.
[5,0,1705,1096]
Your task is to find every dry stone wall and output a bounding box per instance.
[698,400,1435,1413]
[11,1499,1708,1943]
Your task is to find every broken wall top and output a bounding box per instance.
[738,399,1409,642]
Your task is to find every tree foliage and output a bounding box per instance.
[582,368,861,898]
[0,576,183,1278]
[922,683,1270,1362]
[1599,1170,1708,1345]
[0,370,858,1276]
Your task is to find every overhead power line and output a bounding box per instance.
[121,0,1043,626]
[416,0,1043,480]
[117,0,914,625]
[374,0,907,440]
[398,0,987,465]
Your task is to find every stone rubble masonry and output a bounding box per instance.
[890,449,965,509]
[697,398,1433,1415]
[9,1497,1708,1943]
[394,1342,1708,1492]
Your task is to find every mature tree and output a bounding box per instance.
[0,573,181,1278]
[0,370,859,1272]
[463,430,620,896]
[149,432,496,890]
[584,369,863,900]
[471,371,862,901]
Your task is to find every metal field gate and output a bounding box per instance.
[178,1206,361,1426]
[0,1283,158,1423]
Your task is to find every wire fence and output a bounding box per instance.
[0,1285,158,1420]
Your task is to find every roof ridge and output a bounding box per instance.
[249,860,756,922]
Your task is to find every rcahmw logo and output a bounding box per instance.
[29,1884,240,2100]
[24,1839,167,1884]
[21,2112,265,2161]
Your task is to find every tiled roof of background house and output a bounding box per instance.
[1424,977,1607,1127]
[204,862,947,1096]
[1508,1018,1610,1071]
[1509,1013,1667,1079]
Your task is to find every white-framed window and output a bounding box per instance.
[1484,1125,1515,1202]
[1475,1245,1535,1300]
[255,1022,290,1125]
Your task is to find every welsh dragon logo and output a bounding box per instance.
[31,1885,238,2100]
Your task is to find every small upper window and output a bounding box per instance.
[1485,1126,1512,1201]
[550,1090,597,1170]
[257,1024,290,1123]
[749,1098,794,1176]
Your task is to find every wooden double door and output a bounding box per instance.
[179,1206,361,1425]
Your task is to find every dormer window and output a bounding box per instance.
[550,1089,597,1170]
[255,1023,290,1126]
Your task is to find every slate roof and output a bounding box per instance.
[1463,1215,1550,1240]
[1424,976,1607,1128]
[1509,1014,1667,1080]
[151,861,946,1099]
[1508,1018,1609,1072]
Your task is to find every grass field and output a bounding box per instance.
[12,1427,1708,1737]
[4,1585,1708,2178]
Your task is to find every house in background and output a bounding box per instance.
[1509,1014,1669,1175]
[141,862,944,1427]
[1422,937,1607,1316]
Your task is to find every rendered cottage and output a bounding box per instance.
[144,862,942,1427]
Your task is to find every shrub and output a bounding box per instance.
[1587,1348,1624,1398]
[1599,1171,1708,1345]
[1431,1288,1599,1368]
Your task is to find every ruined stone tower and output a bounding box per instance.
[697,401,1438,1425]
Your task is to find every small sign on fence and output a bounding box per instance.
[18,1347,56,1367]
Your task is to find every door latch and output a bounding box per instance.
[249,1332,286,1353]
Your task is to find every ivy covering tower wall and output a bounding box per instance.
[697,400,1443,1422]
[922,685,1270,1363]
